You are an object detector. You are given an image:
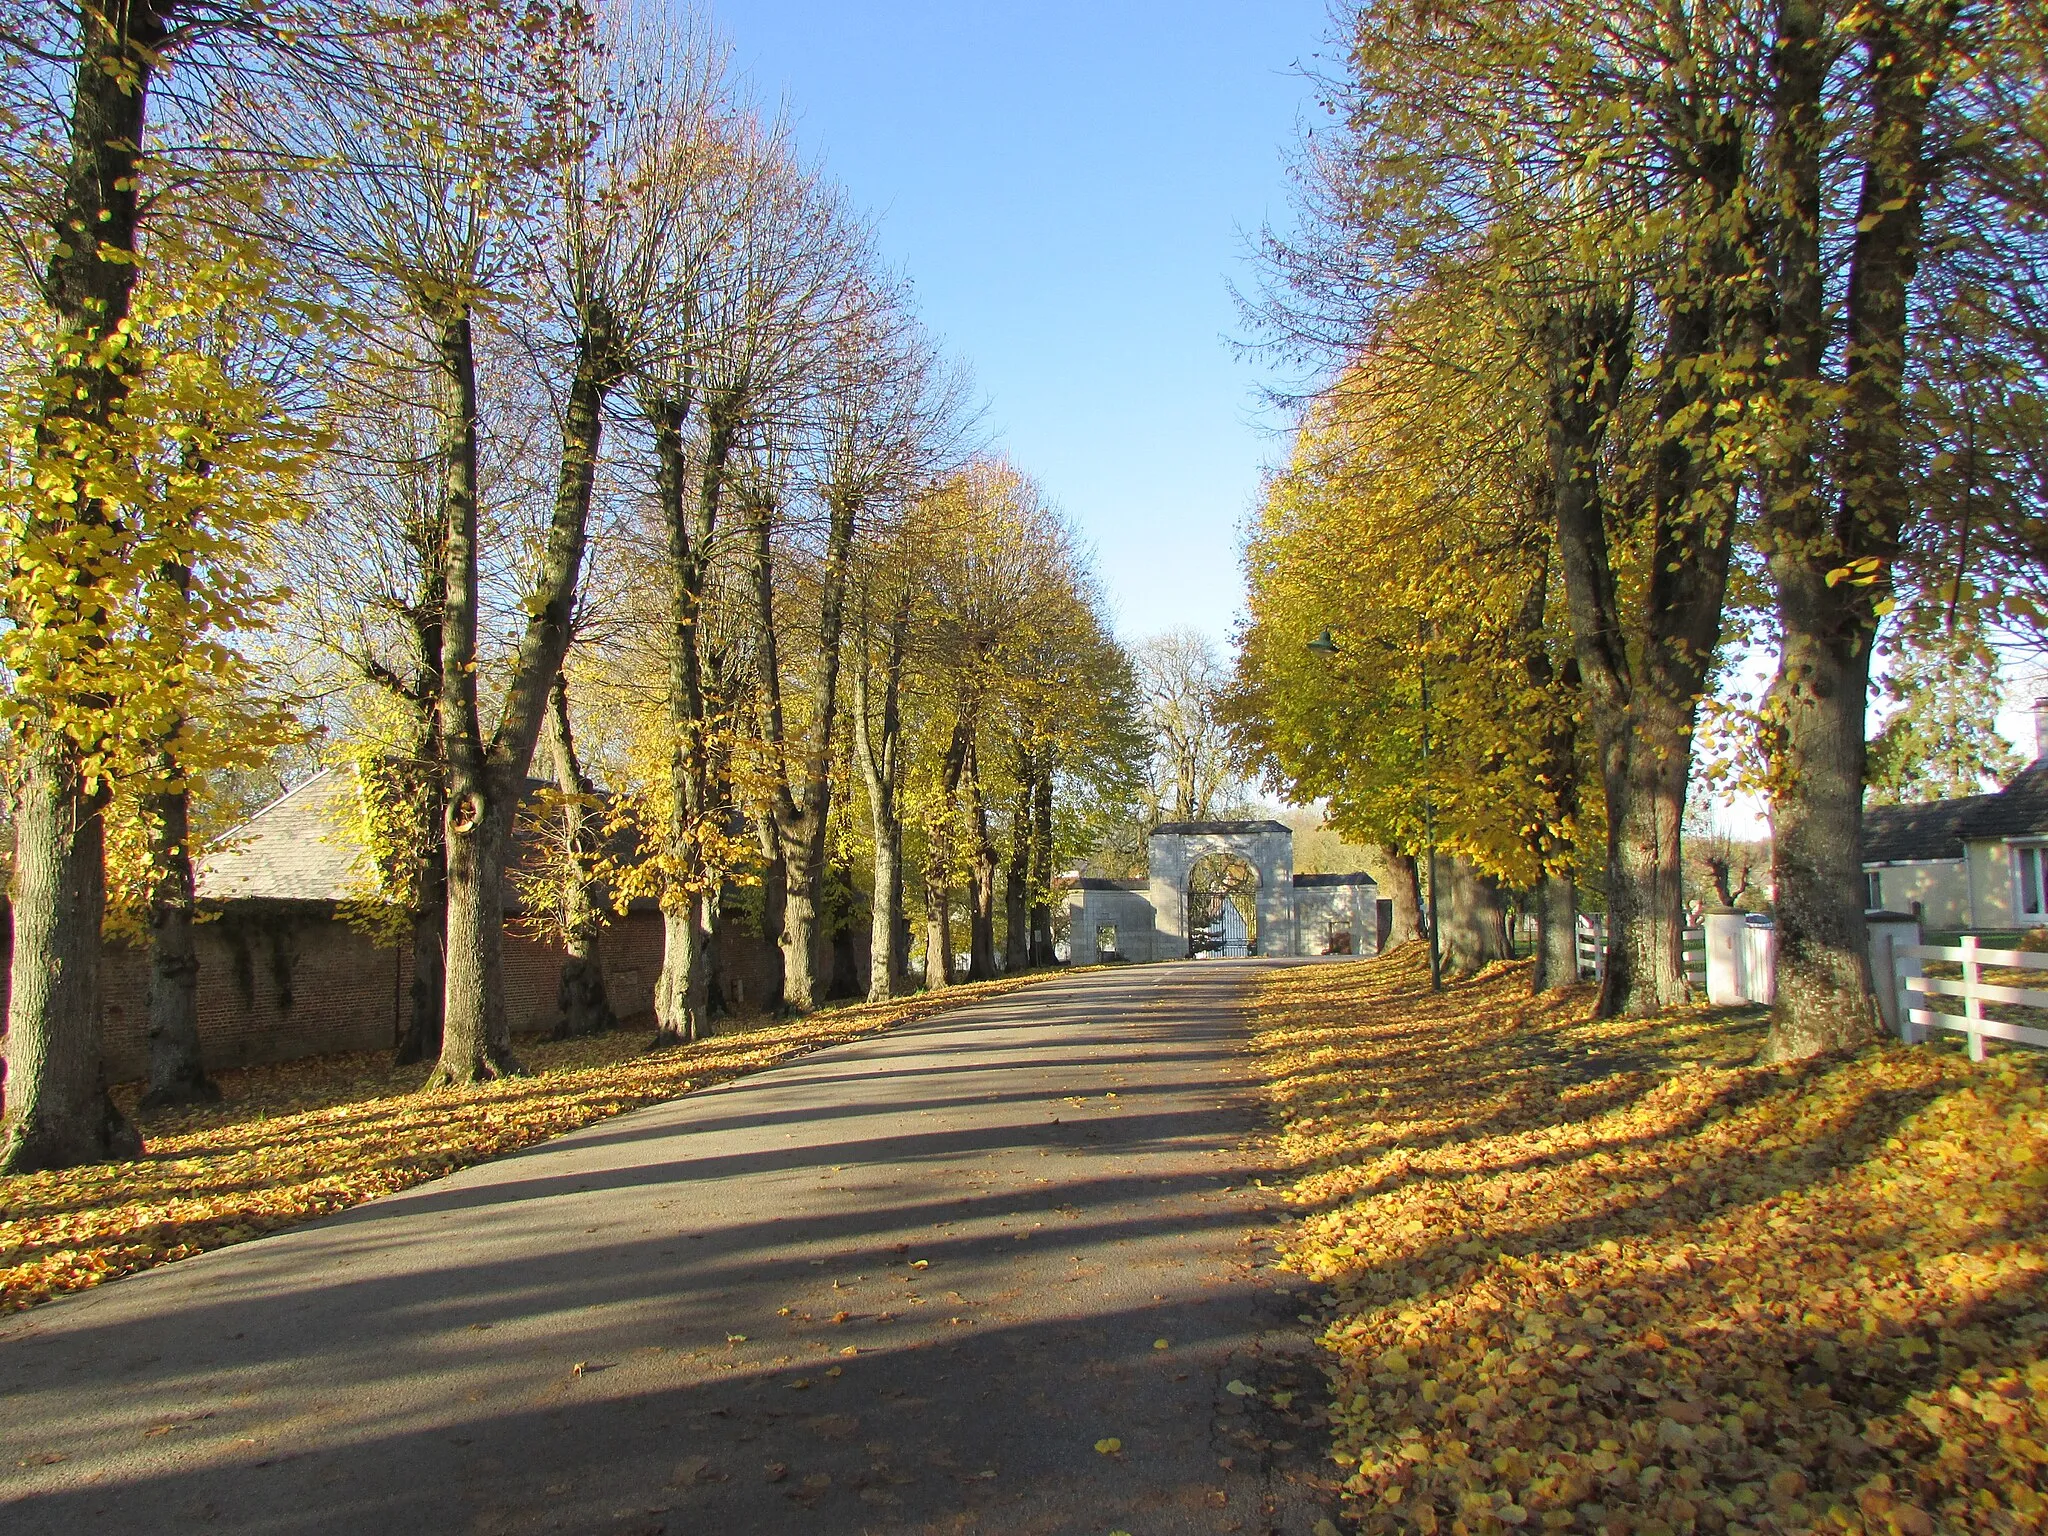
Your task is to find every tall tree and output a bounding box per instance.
[1755,0,1968,1061]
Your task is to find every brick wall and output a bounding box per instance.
[101,907,400,1081]
[5,902,708,1086]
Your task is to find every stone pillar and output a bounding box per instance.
[1147,835,1184,961]
[1865,911,1922,1039]
[1703,908,1748,1006]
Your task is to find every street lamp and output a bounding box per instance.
[1305,627,1443,992]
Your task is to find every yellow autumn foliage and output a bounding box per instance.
[1250,953,2048,1536]
[0,971,1080,1313]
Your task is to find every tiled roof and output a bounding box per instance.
[196,768,370,903]
[1293,871,1379,887]
[1861,756,2048,864]
[1959,758,2048,841]
[196,766,575,907]
[1068,877,1149,891]
[1150,820,1290,836]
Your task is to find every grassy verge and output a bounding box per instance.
[1248,949,2048,1536]
[1,969,1082,1314]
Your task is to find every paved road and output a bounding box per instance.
[1,961,1336,1536]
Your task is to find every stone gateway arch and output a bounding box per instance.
[1059,819,1380,964]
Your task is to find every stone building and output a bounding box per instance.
[1061,819,1380,962]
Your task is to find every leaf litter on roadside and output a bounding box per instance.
[1249,950,2048,1536]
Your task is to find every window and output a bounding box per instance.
[1865,871,1882,911]
[1095,924,1119,960]
[2020,846,2047,921]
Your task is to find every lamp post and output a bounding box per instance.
[1307,627,1443,992]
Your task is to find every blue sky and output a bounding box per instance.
[717,0,1332,649]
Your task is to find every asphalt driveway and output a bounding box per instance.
[0,960,1336,1535]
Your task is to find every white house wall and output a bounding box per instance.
[1062,888,1159,963]
[1970,842,2018,929]
[1292,883,1380,956]
[1863,860,1969,929]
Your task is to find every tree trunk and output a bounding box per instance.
[1510,523,1586,998]
[541,672,614,1038]
[2,752,138,1169]
[386,547,447,1067]
[440,785,517,1080]
[1757,0,1947,1062]
[852,588,909,1004]
[0,0,168,1172]
[1531,873,1579,994]
[965,734,999,980]
[758,828,788,1008]
[1379,846,1423,948]
[1545,286,1732,1019]
[924,716,974,988]
[752,472,859,1016]
[140,780,216,1109]
[923,878,953,989]
[428,308,519,1085]
[1029,769,1055,965]
[1441,856,1513,977]
[651,394,719,1046]
[432,299,613,1085]
[1599,696,1696,1014]
[868,829,905,1001]
[656,901,708,1045]
[781,876,823,1015]
[1003,760,1032,972]
[394,878,445,1065]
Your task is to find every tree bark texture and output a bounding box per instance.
[1441,856,1514,977]
[852,589,908,1002]
[394,878,445,1065]
[1757,0,1951,1062]
[540,672,614,1038]
[140,780,216,1109]
[1378,846,1423,949]
[1,0,169,1170]
[1531,873,1580,994]
[965,733,999,981]
[3,753,138,1168]
[1511,530,1585,997]
[384,515,447,1066]
[922,717,973,989]
[923,879,953,989]
[650,396,721,1044]
[430,309,512,1084]
[433,303,613,1085]
[753,477,860,1015]
[1029,770,1055,965]
[757,828,788,1008]
[1003,763,1032,972]
[1545,285,1734,1018]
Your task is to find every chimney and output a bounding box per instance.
[2037,697,2048,763]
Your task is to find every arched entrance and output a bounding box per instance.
[1186,851,1260,957]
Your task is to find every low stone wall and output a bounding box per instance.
[0,902,795,1086]
[89,904,675,1081]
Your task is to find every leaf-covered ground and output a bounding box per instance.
[1,972,1074,1314]
[1247,950,2048,1536]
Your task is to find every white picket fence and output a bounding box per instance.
[1894,936,2048,1062]
[1568,914,2048,1063]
